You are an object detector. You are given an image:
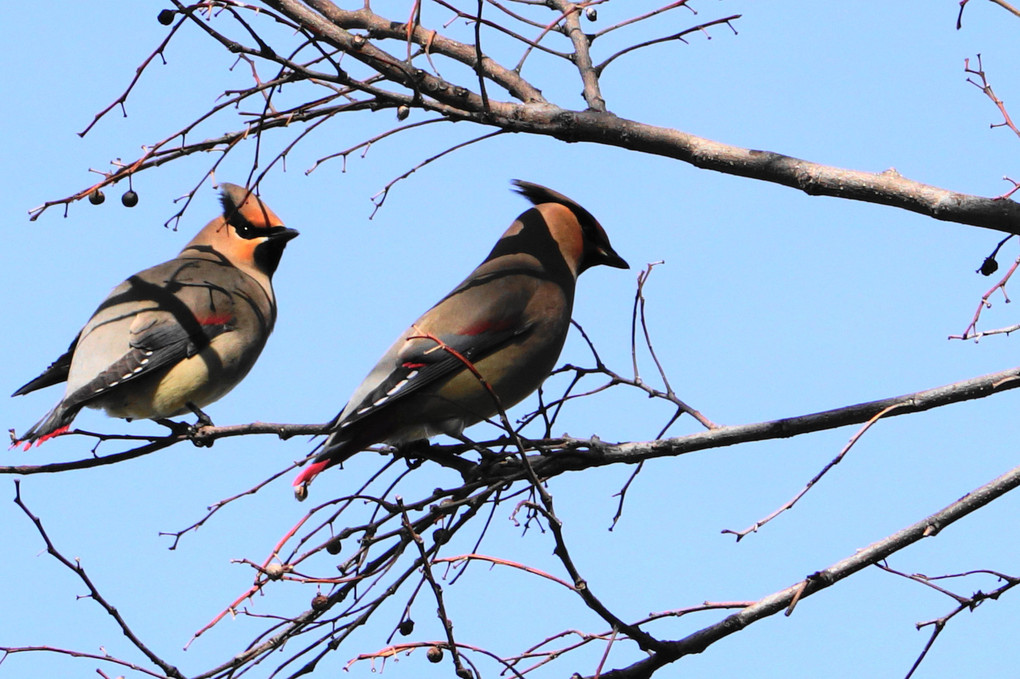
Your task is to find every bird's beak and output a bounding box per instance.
[598,246,629,269]
[271,226,300,242]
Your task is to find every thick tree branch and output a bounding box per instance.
[505,365,1020,479]
[32,3,1020,237]
[474,107,1020,235]
[549,0,605,111]
[1,422,327,476]
[300,0,545,102]
[8,364,1020,482]
[263,3,1020,234]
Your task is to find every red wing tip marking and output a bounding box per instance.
[199,313,234,326]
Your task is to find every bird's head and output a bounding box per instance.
[186,183,299,277]
[511,180,628,276]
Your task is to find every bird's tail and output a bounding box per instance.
[12,402,78,450]
[293,433,358,501]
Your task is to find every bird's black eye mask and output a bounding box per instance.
[223,210,275,240]
[220,191,282,240]
[226,212,295,244]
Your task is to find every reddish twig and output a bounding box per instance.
[631,262,716,430]
[722,402,908,540]
[158,463,298,550]
[78,13,186,137]
[949,255,1020,340]
[0,645,165,679]
[592,0,695,39]
[369,131,505,217]
[965,54,1020,138]
[434,552,577,591]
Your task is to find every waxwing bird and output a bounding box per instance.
[12,184,298,447]
[293,179,627,500]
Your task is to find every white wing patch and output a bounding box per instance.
[386,369,419,397]
[338,369,422,430]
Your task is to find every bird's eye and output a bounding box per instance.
[228,215,260,239]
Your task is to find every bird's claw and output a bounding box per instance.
[157,405,215,447]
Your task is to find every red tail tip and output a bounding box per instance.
[11,424,71,451]
[293,458,331,501]
[34,425,71,447]
[294,458,330,488]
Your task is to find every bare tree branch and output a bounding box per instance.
[27,1,1020,237]
[12,4,1020,678]
[959,0,1020,29]
[504,365,1020,479]
[586,460,1020,679]
[11,481,184,679]
[876,564,1020,679]
[2,421,328,476]
[721,402,909,541]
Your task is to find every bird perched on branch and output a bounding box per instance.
[294,180,627,500]
[12,183,298,448]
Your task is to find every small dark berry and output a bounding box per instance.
[158,9,175,25]
[433,528,450,545]
[88,190,105,205]
[311,594,329,611]
[122,190,139,207]
[426,646,444,663]
[326,537,342,555]
[979,256,999,276]
[398,618,415,636]
[585,7,597,20]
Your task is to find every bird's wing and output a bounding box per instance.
[11,337,78,396]
[60,263,240,410]
[337,322,534,431]
[334,271,542,428]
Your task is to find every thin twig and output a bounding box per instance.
[877,562,1020,679]
[588,460,1020,679]
[12,481,185,679]
[965,54,1020,138]
[949,255,1020,340]
[596,15,741,76]
[722,403,908,540]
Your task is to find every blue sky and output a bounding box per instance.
[4,2,1020,678]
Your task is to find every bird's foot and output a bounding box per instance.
[156,404,215,447]
[185,402,215,447]
[394,439,480,478]
[395,439,432,469]
[186,402,215,428]
[446,432,513,476]
[156,418,192,436]
[471,448,516,480]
